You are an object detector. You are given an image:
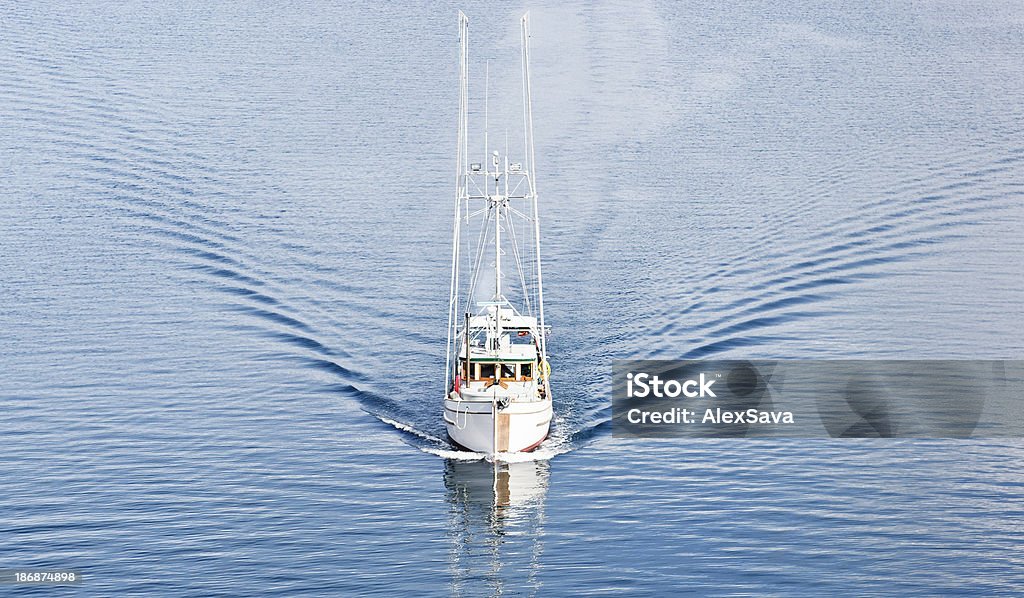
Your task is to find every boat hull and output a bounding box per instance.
[444,397,551,453]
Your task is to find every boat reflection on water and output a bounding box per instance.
[444,459,550,596]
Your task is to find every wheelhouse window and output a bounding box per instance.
[464,361,534,382]
[477,363,495,380]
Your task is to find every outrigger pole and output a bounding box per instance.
[445,11,470,396]
[520,12,549,394]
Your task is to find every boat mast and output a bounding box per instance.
[493,151,501,303]
[501,149,510,307]
[492,148,502,345]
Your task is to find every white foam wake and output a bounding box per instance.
[418,438,574,463]
[375,413,578,463]
[376,415,447,444]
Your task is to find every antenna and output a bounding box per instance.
[520,16,530,178]
[484,60,490,181]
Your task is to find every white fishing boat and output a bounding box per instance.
[443,11,552,454]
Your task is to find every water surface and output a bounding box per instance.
[2,1,1023,595]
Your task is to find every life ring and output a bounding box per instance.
[541,359,551,377]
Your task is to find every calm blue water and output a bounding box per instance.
[3,1,1024,595]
